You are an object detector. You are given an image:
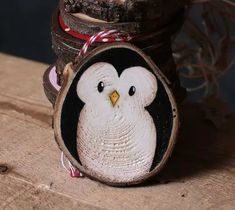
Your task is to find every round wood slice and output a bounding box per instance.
[54,43,179,186]
[43,64,61,105]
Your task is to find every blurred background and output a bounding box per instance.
[0,0,234,111]
[0,0,57,63]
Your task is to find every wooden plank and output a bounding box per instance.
[0,176,105,210]
[0,53,234,209]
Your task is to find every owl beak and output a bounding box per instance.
[109,90,120,107]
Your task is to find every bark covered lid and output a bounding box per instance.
[63,0,186,22]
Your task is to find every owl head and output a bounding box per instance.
[76,62,158,112]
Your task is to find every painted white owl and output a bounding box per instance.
[76,62,158,182]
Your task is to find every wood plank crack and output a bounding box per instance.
[0,174,108,210]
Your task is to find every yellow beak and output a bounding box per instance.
[109,90,120,107]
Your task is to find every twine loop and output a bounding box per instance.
[74,29,132,64]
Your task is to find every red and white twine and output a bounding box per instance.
[61,152,84,178]
[76,29,132,62]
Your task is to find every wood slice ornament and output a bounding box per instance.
[54,43,179,186]
[43,64,60,105]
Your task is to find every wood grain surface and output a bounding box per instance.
[0,53,234,209]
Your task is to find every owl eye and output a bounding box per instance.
[129,86,136,96]
[97,81,104,93]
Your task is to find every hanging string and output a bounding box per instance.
[74,29,132,64]
[60,152,84,178]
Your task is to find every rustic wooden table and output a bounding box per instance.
[0,53,234,210]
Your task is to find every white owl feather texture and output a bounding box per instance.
[76,62,158,182]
